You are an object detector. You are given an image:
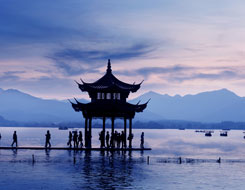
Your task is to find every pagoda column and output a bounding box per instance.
[85,117,88,148]
[124,117,127,148]
[102,117,106,148]
[129,118,132,148]
[111,117,115,148]
[89,117,92,148]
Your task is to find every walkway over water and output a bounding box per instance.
[0,147,151,151]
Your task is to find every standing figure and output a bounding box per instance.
[127,133,134,148]
[11,131,17,147]
[99,130,105,148]
[114,131,118,148]
[73,131,78,148]
[67,131,72,148]
[140,132,144,149]
[110,132,114,148]
[106,131,110,148]
[121,131,126,148]
[78,131,83,148]
[117,132,121,148]
[45,130,51,148]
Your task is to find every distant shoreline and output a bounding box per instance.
[0,125,245,130]
[1,119,245,130]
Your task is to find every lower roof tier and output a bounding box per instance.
[69,99,148,118]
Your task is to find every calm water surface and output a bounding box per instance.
[1,127,245,189]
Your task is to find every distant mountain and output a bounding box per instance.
[0,87,245,124]
[131,88,245,122]
[0,88,85,123]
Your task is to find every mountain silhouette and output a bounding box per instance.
[131,88,245,122]
[0,88,84,123]
[0,88,244,123]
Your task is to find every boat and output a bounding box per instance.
[58,126,68,130]
[205,131,212,137]
[220,131,228,137]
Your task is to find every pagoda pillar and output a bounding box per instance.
[124,117,127,148]
[85,118,88,148]
[89,117,92,148]
[111,117,115,148]
[129,118,132,148]
[102,117,106,148]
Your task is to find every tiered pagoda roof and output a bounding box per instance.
[70,59,148,119]
[77,59,143,93]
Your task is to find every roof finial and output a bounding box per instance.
[107,59,112,73]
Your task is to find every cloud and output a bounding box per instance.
[173,70,238,82]
[115,65,192,78]
[0,0,245,98]
[0,71,26,82]
[48,42,155,76]
[115,64,243,82]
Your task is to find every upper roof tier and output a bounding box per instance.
[77,59,143,93]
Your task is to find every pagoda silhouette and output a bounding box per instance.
[70,59,148,148]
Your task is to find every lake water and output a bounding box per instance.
[1,127,245,189]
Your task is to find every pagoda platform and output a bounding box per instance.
[0,147,151,151]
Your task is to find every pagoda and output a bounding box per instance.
[70,59,148,148]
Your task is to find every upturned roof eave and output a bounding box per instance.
[69,99,148,113]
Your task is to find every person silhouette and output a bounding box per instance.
[11,131,17,147]
[67,131,72,148]
[78,131,83,148]
[99,130,105,148]
[45,130,51,148]
[140,132,144,149]
[73,131,78,148]
[117,132,121,148]
[128,133,134,148]
[121,131,125,148]
[106,131,110,148]
[110,132,114,148]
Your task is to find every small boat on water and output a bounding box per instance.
[179,128,185,130]
[58,126,68,130]
[205,131,212,137]
[220,131,228,137]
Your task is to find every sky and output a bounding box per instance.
[1,0,245,100]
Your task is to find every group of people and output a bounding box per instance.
[100,131,145,149]
[99,130,129,148]
[67,131,83,148]
[7,130,145,149]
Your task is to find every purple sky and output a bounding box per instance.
[0,0,245,99]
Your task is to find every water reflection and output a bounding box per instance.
[2,147,245,190]
[65,150,137,189]
[45,149,51,162]
[12,148,17,157]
